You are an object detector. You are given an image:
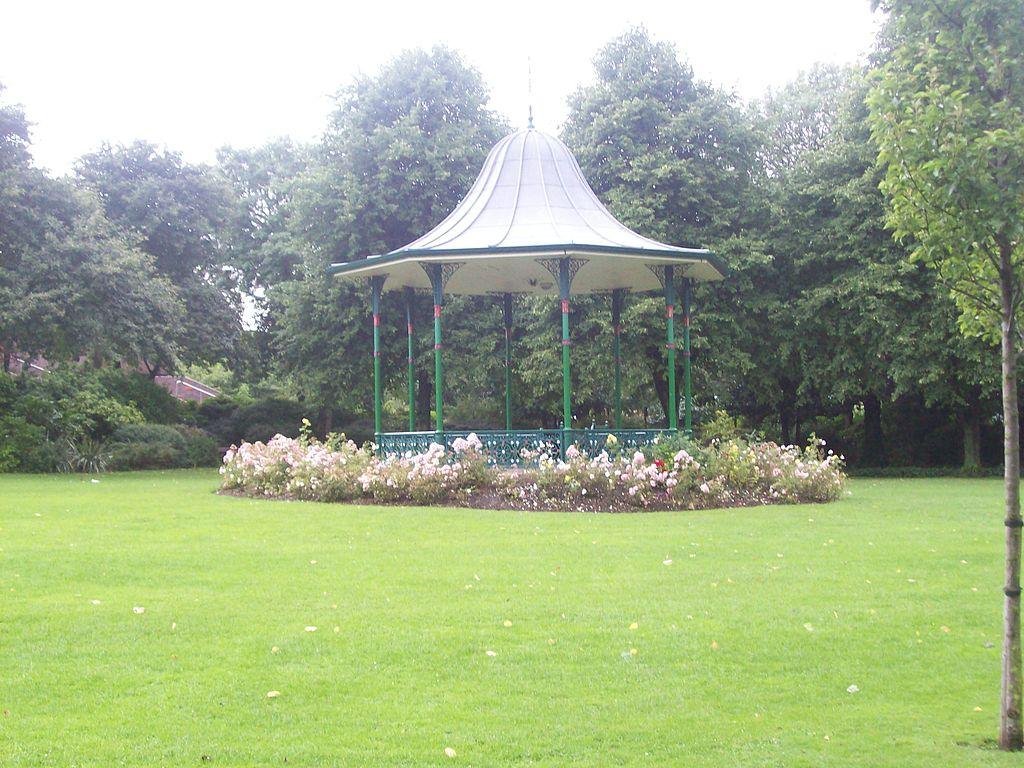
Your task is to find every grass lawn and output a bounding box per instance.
[0,471,1018,766]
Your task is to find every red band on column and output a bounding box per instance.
[373,314,380,327]
[433,305,442,318]
[666,305,674,318]
[434,343,442,350]
[407,323,413,334]
[561,339,571,347]
[666,343,676,350]
[684,316,690,327]
[561,299,569,314]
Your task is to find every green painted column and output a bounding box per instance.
[559,259,572,455]
[611,288,624,431]
[428,266,444,442]
[665,266,678,432]
[370,276,385,441]
[404,287,415,432]
[683,277,693,436]
[503,293,513,431]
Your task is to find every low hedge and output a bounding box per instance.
[847,465,1002,478]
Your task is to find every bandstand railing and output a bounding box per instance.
[376,428,672,465]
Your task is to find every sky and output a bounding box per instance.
[2,0,882,174]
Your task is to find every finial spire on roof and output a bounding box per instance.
[527,57,534,129]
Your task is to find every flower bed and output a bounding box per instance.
[220,429,846,512]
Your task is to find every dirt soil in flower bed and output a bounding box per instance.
[217,487,792,513]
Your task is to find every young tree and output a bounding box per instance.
[868,0,1024,748]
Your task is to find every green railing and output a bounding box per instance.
[376,428,673,464]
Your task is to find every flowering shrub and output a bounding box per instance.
[221,431,491,505]
[220,430,845,511]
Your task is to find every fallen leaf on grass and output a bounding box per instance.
[710,641,719,651]
[485,650,497,657]
[271,646,280,654]
[629,622,638,630]
[266,690,281,698]
[803,623,815,633]
[444,746,457,758]
[305,626,317,632]
[132,606,145,614]
[663,559,673,566]
[847,684,859,694]
[502,620,512,627]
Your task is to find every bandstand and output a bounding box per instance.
[329,125,725,458]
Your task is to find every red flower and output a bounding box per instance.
[654,458,666,471]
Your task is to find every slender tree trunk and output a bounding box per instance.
[999,258,1022,751]
[780,406,793,446]
[416,368,431,431]
[961,389,983,472]
[861,393,886,467]
[316,406,333,438]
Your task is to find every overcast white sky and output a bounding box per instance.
[2,0,881,174]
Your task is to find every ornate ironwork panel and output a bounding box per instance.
[377,428,672,465]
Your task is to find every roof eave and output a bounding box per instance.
[329,244,726,281]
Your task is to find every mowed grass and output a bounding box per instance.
[0,471,1017,766]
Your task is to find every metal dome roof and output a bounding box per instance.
[402,128,701,253]
[330,127,725,294]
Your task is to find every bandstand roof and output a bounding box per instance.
[329,127,725,294]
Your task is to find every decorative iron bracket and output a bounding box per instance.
[536,257,588,287]
[648,263,695,287]
[419,261,464,289]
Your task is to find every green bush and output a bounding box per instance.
[0,416,59,472]
[95,370,182,424]
[8,368,145,441]
[174,425,221,467]
[109,423,188,470]
[60,437,113,474]
[233,398,308,444]
[195,396,310,446]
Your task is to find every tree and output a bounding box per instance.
[217,139,310,324]
[279,47,507,429]
[868,0,1024,748]
[562,27,762,427]
[0,86,179,370]
[75,142,241,374]
[751,65,860,444]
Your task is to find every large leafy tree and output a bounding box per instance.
[0,87,179,370]
[75,142,241,374]
[278,47,507,430]
[217,139,310,323]
[562,27,762,427]
[750,66,859,443]
[868,0,1024,748]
